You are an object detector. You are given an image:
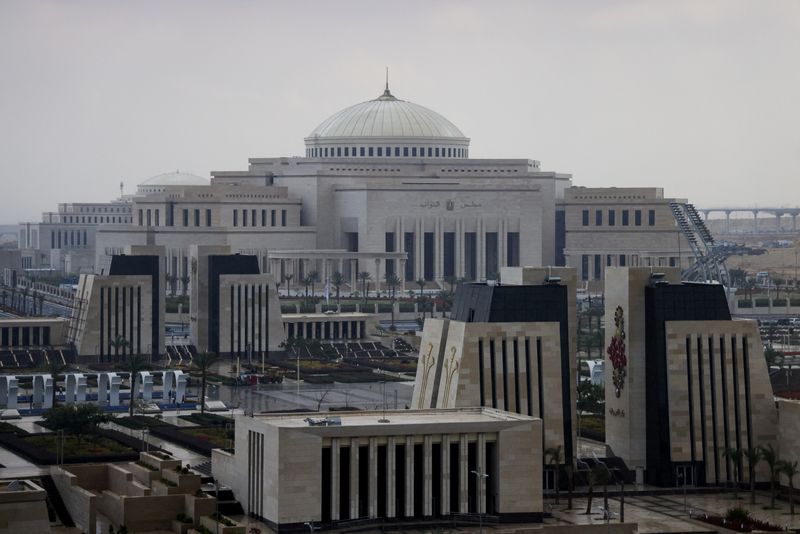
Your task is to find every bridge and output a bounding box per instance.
[698,207,800,233]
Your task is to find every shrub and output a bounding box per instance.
[160,477,177,487]
[726,506,750,522]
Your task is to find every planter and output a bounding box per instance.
[200,515,246,534]
[140,451,181,471]
[128,461,161,485]
[162,468,202,494]
[172,519,193,534]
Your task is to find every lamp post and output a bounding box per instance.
[470,469,489,533]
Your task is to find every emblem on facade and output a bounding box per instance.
[607,305,627,398]
[446,199,454,211]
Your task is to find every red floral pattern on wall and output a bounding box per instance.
[607,305,627,398]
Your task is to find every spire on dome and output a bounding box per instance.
[378,67,396,101]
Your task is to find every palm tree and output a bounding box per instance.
[283,273,293,297]
[109,335,129,363]
[760,443,781,508]
[723,447,743,499]
[308,270,321,296]
[330,272,344,306]
[744,447,763,504]
[117,354,150,417]
[779,459,799,515]
[545,445,563,505]
[357,271,371,305]
[585,464,610,515]
[167,274,178,296]
[302,274,311,298]
[384,273,401,331]
[194,352,218,414]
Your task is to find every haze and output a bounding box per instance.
[1,0,798,224]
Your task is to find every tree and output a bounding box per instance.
[358,272,372,305]
[330,272,344,306]
[384,273,401,331]
[577,381,604,415]
[760,443,781,509]
[283,274,293,297]
[744,447,762,505]
[779,459,799,515]
[180,275,190,296]
[41,403,111,445]
[723,447,743,499]
[109,335,129,363]
[194,352,218,414]
[585,464,610,515]
[308,270,321,296]
[545,445,563,505]
[765,346,785,368]
[302,274,311,297]
[117,354,150,417]
[167,274,178,296]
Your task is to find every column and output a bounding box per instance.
[399,260,407,292]
[459,434,469,513]
[405,436,414,517]
[477,218,485,280]
[386,436,396,518]
[415,219,423,282]
[350,438,360,519]
[374,258,381,294]
[456,219,464,278]
[434,217,443,281]
[440,435,450,515]
[331,438,340,521]
[499,218,507,269]
[350,259,357,289]
[477,433,487,515]
[368,437,378,518]
[423,435,433,517]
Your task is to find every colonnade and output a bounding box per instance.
[324,433,494,522]
[267,252,407,293]
[284,319,367,341]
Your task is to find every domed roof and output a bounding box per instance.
[306,86,467,141]
[138,171,209,187]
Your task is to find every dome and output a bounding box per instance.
[304,85,470,159]
[138,171,209,187]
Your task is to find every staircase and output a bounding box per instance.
[670,202,730,286]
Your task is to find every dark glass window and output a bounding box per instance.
[377,147,382,156]
[368,147,374,156]
[182,209,188,226]
[271,210,276,226]
[595,210,602,226]
[194,209,200,226]
[412,147,417,157]
[622,210,629,226]
[428,147,432,157]
[635,209,642,226]
[206,209,212,227]
[649,209,656,226]
[582,210,589,226]
[608,210,616,226]
[403,147,409,156]
[281,210,287,226]
[233,210,238,227]
[395,147,400,157]
[337,147,341,157]
[360,147,365,156]
[581,255,589,281]
[435,147,440,157]
[619,255,626,266]
[344,147,349,156]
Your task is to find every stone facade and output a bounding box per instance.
[213,408,542,532]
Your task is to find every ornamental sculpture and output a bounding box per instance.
[607,305,627,398]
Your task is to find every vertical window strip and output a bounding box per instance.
[731,335,743,464]
[708,336,719,485]
[742,336,754,457]
[696,335,707,468]
[477,338,485,407]
[685,336,696,464]
[536,337,544,421]
[513,338,521,415]
[720,336,730,482]
[501,339,509,410]
[525,337,532,417]
[489,339,497,409]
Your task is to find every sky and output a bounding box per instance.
[1,0,798,223]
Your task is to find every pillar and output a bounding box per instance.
[423,435,433,517]
[386,436,396,518]
[459,434,469,513]
[477,433,487,515]
[350,259,357,290]
[331,438,340,521]
[374,258,381,295]
[405,435,414,517]
[350,438,360,519]
[368,437,378,518]
[399,260,406,292]
[440,434,450,515]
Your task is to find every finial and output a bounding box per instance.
[380,67,395,100]
[385,66,389,92]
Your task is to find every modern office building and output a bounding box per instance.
[212,408,542,532]
[604,267,777,486]
[412,267,577,471]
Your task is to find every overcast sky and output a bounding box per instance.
[1,0,798,223]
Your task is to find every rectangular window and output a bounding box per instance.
[182,209,188,226]
[435,147,440,157]
[412,147,417,157]
[233,210,238,227]
[243,209,248,227]
[138,209,143,226]
[344,147,349,157]
[506,232,520,267]
[351,146,356,155]
[368,147,374,156]
[608,210,616,226]
[261,209,266,226]
[154,210,160,226]
[649,209,656,226]
[635,209,642,226]
[485,232,498,279]
[581,254,589,281]
[281,209,287,226]
[607,255,612,267]
[251,209,256,227]
[395,147,400,157]
[194,209,200,226]
[443,232,455,276]
[582,210,589,226]
[337,147,341,157]
[403,147,409,156]
[619,254,626,266]
[377,147,382,156]
[360,147,365,157]
[206,209,212,227]
[385,232,395,275]
[146,210,151,226]
[271,210,276,226]
[427,147,432,157]
[595,210,602,226]
[594,254,601,279]
[622,210,629,226]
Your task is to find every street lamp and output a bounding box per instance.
[470,469,489,533]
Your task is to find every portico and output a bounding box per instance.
[267,250,407,292]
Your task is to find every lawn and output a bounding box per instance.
[114,415,171,430]
[22,433,135,457]
[178,426,233,449]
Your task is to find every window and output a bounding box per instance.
[206,209,212,227]
[271,210,276,226]
[428,147,432,157]
[182,209,188,226]
[582,210,589,226]
[281,209,287,226]
[435,147,440,157]
[324,148,328,157]
[146,210,151,226]
[233,210,238,227]
[607,255,612,267]
[594,254,602,279]
[595,210,602,226]
[261,209,266,226]
[622,210,629,226]
[243,209,247,227]
[635,209,642,226]
[368,147,374,156]
[194,209,200,226]
[403,147,409,156]
[344,147,349,157]
[395,147,400,157]
[154,210,160,226]
[351,147,356,155]
[360,147,365,157]
[619,255,626,266]
[251,209,256,226]
[412,147,417,157]
[581,255,589,281]
[648,209,656,226]
[337,147,341,157]
[138,210,143,226]
[608,210,616,226]
[377,147,382,156]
